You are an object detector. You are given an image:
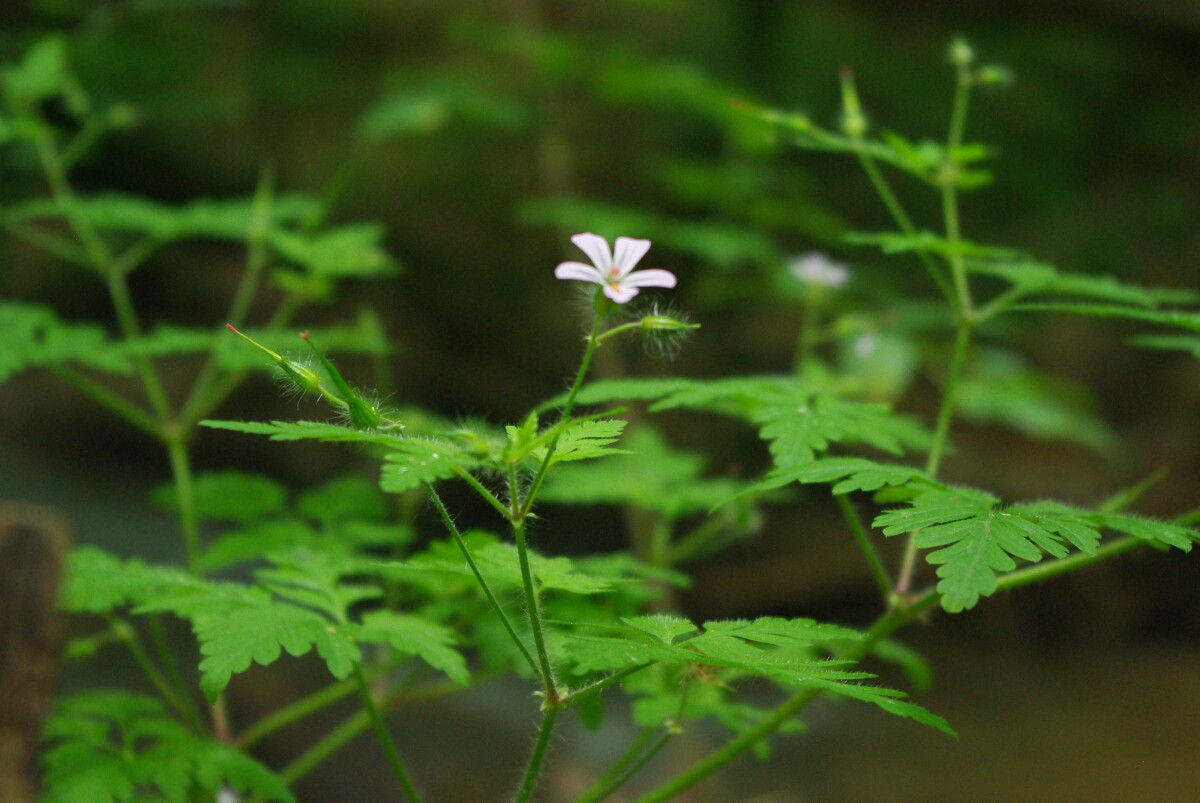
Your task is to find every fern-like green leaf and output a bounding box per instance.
[357,610,469,684]
[201,419,406,448]
[968,261,1196,308]
[0,302,132,382]
[875,489,1108,612]
[380,438,476,492]
[41,692,293,803]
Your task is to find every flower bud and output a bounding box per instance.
[949,37,975,68]
[639,315,698,333]
[839,68,867,139]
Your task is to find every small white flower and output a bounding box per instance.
[555,233,676,304]
[216,788,242,803]
[788,252,850,289]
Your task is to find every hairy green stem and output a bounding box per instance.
[521,311,603,516]
[513,520,558,696]
[423,480,540,678]
[561,663,650,707]
[453,467,512,519]
[835,492,892,603]
[514,706,560,803]
[353,665,421,802]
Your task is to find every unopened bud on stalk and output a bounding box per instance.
[225,324,322,393]
[299,331,382,431]
[839,68,867,139]
[949,37,975,68]
[639,315,699,333]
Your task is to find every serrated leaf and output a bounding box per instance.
[875,489,1106,612]
[41,692,293,803]
[196,602,360,700]
[534,418,628,465]
[267,223,397,277]
[6,192,319,243]
[1129,334,1200,358]
[968,260,1196,308]
[201,419,406,448]
[199,519,323,572]
[0,302,133,382]
[398,535,614,595]
[380,438,475,492]
[357,610,469,684]
[61,547,193,614]
[746,457,939,497]
[620,614,698,645]
[1011,303,1200,332]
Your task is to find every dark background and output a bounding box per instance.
[1,1,1198,800]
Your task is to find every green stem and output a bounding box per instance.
[145,613,194,721]
[3,220,90,267]
[897,318,972,594]
[560,663,650,707]
[514,706,560,803]
[278,678,462,786]
[453,468,512,520]
[521,311,603,516]
[237,673,361,749]
[575,728,658,803]
[353,665,421,802]
[165,435,202,573]
[513,520,558,696]
[110,617,205,733]
[992,535,1143,592]
[177,168,275,427]
[423,480,540,679]
[835,492,892,603]
[47,365,160,438]
[851,147,955,306]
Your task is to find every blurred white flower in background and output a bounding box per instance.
[788,252,850,289]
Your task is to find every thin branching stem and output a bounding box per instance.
[521,311,603,516]
[109,617,205,733]
[422,480,540,678]
[277,678,463,786]
[353,664,422,802]
[575,727,659,803]
[47,365,159,437]
[835,492,893,603]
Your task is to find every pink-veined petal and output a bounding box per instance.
[555,262,604,283]
[620,268,677,289]
[603,283,640,304]
[570,233,612,270]
[612,237,652,277]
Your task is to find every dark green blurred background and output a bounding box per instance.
[2,1,1198,800]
